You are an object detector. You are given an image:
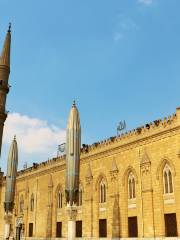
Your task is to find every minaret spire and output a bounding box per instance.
[0,24,11,156]
[0,23,11,67]
[72,100,76,107]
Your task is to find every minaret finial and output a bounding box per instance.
[14,135,16,141]
[8,23,11,33]
[72,100,76,107]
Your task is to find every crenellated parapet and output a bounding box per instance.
[14,107,180,180]
[80,107,180,156]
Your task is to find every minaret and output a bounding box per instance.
[65,101,81,240]
[65,101,81,206]
[4,136,18,239]
[0,24,11,156]
[4,135,18,213]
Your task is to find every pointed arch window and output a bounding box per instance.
[57,191,63,209]
[100,179,106,203]
[128,172,136,199]
[77,187,82,206]
[30,194,34,212]
[163,164,173,194]
[19,195,24,213]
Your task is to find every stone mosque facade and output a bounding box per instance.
[0,26,180,239]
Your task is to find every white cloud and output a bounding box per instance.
[3,112,66,157]
[138,0,153,6]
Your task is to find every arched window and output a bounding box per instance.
[100,179,106,203]
[57,191,63,209]
[128,172,136,199]
[163,164,173,194]
[77,188,82,206]
[19,195,24,213]
[30,194,34,212]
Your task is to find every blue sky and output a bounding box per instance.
[0,0,180,171]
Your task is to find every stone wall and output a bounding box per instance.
[0,108,180,238]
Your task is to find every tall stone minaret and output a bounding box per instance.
[0,24,11,156]
[65,101,81,206]
[4,135,18,213]
[4,135,18,239]
[65,101,81,240]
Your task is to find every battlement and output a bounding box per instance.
[16,154,65,177]
[81,107,180,154]
[16,107,180,177]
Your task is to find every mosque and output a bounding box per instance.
[0,25,180,239]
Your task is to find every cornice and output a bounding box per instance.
[80,124,180,162]
[16,163,66,182]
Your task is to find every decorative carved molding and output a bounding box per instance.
[66,204,78,221]
[110,158,119,181]
[141,157,152,191]
[141,165,151,175]
[85,163,93,184]
[110,158,118,173]
[140,150,151,166]
[140,150,151,178]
